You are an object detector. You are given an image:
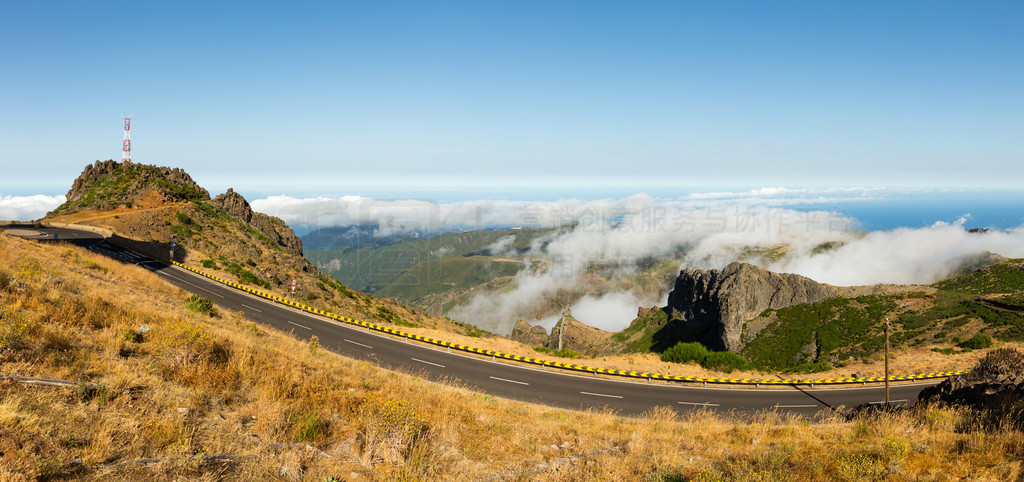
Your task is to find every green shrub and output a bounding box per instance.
[552,347,584,359]
[661,341,709,364]
[958,333,993,350]
[293,412,321,442]
[784,360,834,374]
[529,346,584,358]
[660,341,749,373]
[176,212,195,225]
[375,306,417,327]
[185,295,218,317]
[225,262,271,289]
[931,347,956,355]
[700,351,749,373]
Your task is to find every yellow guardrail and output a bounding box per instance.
[171,261,966,386]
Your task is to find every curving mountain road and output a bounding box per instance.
[5,224,940,417]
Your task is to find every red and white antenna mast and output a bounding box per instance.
[121,116,132,164]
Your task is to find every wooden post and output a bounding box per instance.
[885,318,890,408]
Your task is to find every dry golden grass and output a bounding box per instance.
[2,231,1022,480]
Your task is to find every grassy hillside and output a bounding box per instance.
[5,222,1024,479]
[739,260,1024,372]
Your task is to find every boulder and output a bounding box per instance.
[510,320,548,346]
[918,348,1024,429]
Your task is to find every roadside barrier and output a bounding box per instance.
[171,261,966,386]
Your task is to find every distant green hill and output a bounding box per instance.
[305,227,556,301]
[375,256,525,301]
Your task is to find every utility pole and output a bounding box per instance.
[884,317,890,408]
[557,309,566,351]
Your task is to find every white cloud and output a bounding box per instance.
[682,186,890,206]
[253,190,1024,334]
[765,220,1024,286]
[450,205,855,333]
[0,195,65,221]
[568,292,655,332]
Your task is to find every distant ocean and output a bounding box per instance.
[790,190,1024,231]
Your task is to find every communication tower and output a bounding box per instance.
[122,116,132,164]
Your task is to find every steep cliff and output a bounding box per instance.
[666,262,838,351]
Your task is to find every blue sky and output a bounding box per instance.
[1,1,1022,197]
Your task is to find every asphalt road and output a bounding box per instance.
[5,225,941,418]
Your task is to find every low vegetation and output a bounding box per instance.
[935,259,1024,295]
[184,294,217,317]
[741,262,1024,372]
[661,342,750,373]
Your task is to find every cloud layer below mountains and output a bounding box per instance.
[0,195,65,221]
[259,191,1024,333]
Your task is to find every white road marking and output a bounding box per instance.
[241,304,262,313]
[344,339,373,349]
[490,376,529,386]
[580,391,622,399]
[288,321,311,330]
[412,358,446,368]
[163,270,225,298]
[161,272,224,298]
[869,399,908,405]
[679,401,720,407]
[199,287,225,298]
[774,404,818,408]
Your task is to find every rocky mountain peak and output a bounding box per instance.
[212,188,303,257]
[58,160,210,214]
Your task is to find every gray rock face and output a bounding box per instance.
[213,188,303,257]
[510,320,547,346]
[666,262,838,351]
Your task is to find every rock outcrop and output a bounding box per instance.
[665,262,838,351]
[57,160,210,214]
[510,320,548,346]
[543,309,611,354]
[918,348,1024,429]
[213,188,303,256]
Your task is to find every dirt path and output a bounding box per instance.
[49,202,185,224]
